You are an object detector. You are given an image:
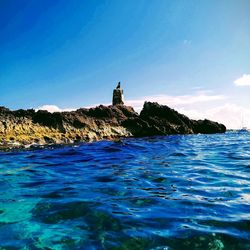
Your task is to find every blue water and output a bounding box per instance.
[0,131,249,250]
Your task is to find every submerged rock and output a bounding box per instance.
[0,102,226,148]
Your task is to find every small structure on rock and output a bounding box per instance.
[112,81,124,105]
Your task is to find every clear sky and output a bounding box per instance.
[0,0,250,128]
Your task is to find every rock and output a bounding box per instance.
[0,106,11,114]
[122,102,226,136]
[192,119,226,134]
[0,101,226,149]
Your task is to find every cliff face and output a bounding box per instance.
[0,102,226,148]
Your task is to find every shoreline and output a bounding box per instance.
[0,132,231,152]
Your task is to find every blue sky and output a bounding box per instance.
[0,0,250,128]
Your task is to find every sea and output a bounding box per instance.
[0,131,249,250]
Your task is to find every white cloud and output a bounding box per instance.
[35,92,249,129]
[125,92,225,111]
[124,92,250,129]
[234,74,250,86]
[36,105,76,113]
[178,104,250,129]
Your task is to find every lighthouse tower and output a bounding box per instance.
[112,82,124,105]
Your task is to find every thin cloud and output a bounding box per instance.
[36,105,76,113]
[234,74,250,86]
[125,92,225,111]
[178,104,250,129]
[36,102,249,129]
[38,92,247,128]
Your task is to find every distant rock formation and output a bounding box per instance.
[122,102,226,136]
[0,102,226,149]
[112,82,124,105]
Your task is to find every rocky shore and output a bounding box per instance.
[0,102,226,149]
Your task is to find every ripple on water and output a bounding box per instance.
[0,131,249,249]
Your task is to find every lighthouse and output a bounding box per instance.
[112,82,124,105]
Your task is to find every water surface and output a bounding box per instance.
[0,131,249,249]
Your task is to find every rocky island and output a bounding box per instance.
[0,83,226,149]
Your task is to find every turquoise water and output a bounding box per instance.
[0,131,249,250]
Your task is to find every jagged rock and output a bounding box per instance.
[192,119,226,134]
[0,106,11,114]
[128,102,226,136]
[0,102,226,148]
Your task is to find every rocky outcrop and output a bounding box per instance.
[123,102,226,136]
[0,102,226,149]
